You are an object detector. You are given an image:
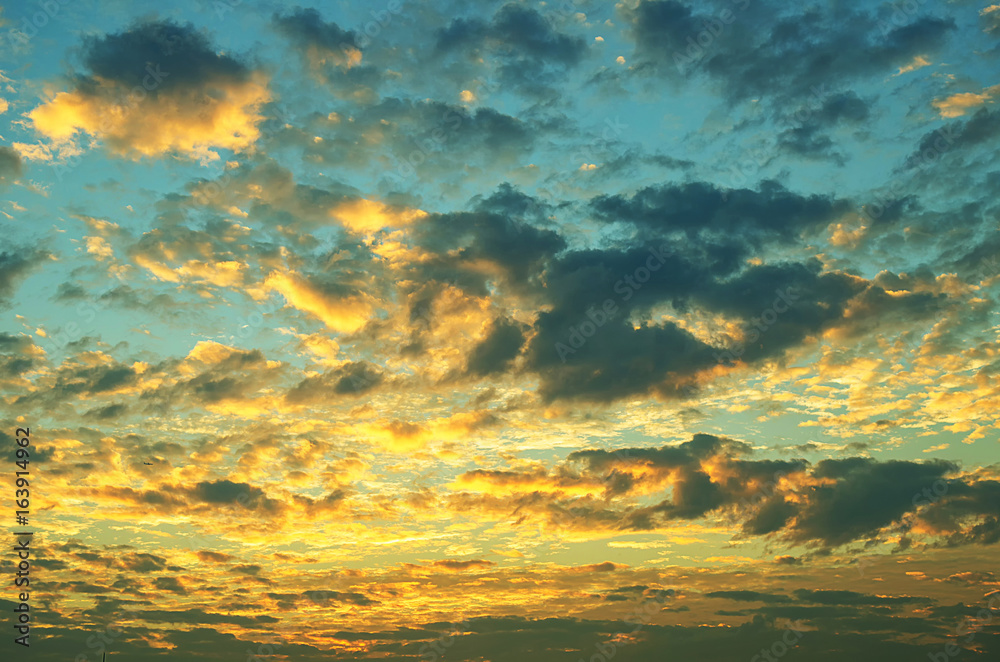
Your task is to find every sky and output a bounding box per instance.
[1,0,999,660]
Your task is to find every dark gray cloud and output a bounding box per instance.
[271,6,384,97]
[277,99,550,184]
[629,1,955,103]
[946,231,1000,282]
[590,180,851,244]
[80,19,250,93]
[134,608,279,627]
[84,402,129,420]
[794,457,955,546]
[273,7,360,57]
[435,3,587,96]
[0,145,22,187]
[777,92,871,164]
[525,308,718,402]
[522,249,934,402]
[907,108,1000,168]
[415,208,565,288]
[0,332,37,378]
[486,176,949,403]
[777,124,845,165]
[298,589,377,606]
[12,358,141,411]
[466,316,527,377]
[10,594,1000,661]
[0,247,47,306]
[705,590,793,604]
[792,589,933,607]
[450,434,1000,550]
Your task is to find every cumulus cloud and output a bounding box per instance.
[627,1,955,104]
[273,7,363,70]
[447,434,1000,549]
[933,84,1000,118]
[28,20,271,161]
[435,3,587,96]
[265,270,374,333]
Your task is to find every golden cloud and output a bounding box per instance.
[932,84,1000,118]
[29,71,271,162]
[265,270,374,333]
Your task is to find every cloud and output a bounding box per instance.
[435,3,587,96]
[0,145,21,187]
[273,7,363,70]
[775,92,871,164]
[92,476,349,521]
[907,108,1000,167]
[465,316,526,377]
[429,559,496,572]
[134,608,278,626]
[792,589,932,606]
[933,85,1000,118]
[28,20,270,161]
[0,247,49,307]
[413,192,565,288]
[0,333,41,379]
[590,180,851,244]
[332,198,428,234]
[195,551,234,563]
[982,5,1000,35]
[628,1,955,103]
[285,361,386,404]
[447,434,1000,550]
[705,590,793,604]
[265,270,374,333]
[504,176,946,403]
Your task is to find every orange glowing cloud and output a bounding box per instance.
[332,198,428,234]
[265,270,374,333]
[30,72,271,162]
